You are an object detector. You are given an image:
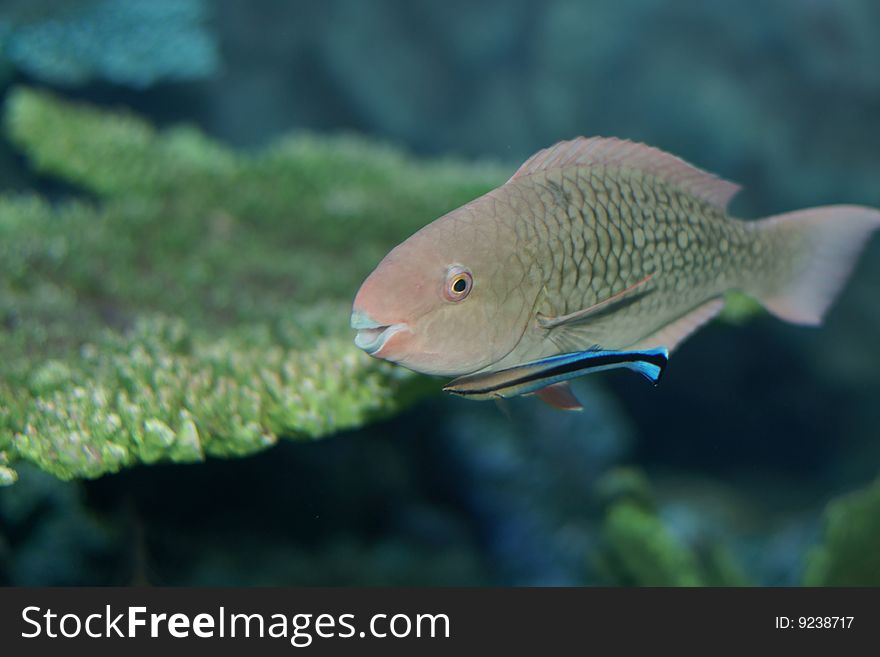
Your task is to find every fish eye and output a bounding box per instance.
[444,266,473,302]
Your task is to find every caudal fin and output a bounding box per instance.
[755,205,880,325]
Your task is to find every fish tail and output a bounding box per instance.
[749,205,880,325]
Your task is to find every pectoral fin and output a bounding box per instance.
[537,272,655,329]
[538,273,657,353]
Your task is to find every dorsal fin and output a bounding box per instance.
[508,137,741,210]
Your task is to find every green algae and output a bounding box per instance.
[0,87,500,483]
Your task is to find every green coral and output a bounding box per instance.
[601,503,704,586]
[593,468,750,586]
[803,477,880,586]
[596,468,880,587]
[595,469,702,586]
[0,87,502,483]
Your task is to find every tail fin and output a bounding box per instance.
[754,205,880,325]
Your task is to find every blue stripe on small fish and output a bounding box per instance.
[443,347,669,400]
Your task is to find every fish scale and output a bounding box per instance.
[500,167,736,352]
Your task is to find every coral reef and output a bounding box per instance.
[803,477,880,586]
[600,502,704,586]
[0,0,218,87]
[0,88,502,483]
[592,468,750,586]
[593,471,880,587]
[1,0,878,589]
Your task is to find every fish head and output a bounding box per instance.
[351,212,535,377]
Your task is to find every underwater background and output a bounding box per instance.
[1,0,879,586]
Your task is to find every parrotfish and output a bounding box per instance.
[351,137,880,410]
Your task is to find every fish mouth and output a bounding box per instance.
[351,310,408,355]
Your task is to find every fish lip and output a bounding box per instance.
[351,310,408,355]
[354,323,408,355]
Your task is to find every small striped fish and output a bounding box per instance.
[443,347,668,410]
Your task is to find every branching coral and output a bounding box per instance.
[0,88,502,483]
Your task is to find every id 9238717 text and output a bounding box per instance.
[775,616,854,630]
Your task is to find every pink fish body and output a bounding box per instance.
[351,137,880,402]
